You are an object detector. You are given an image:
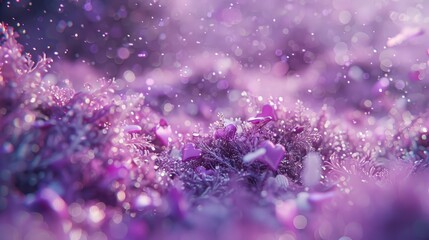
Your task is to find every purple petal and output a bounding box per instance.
[182,143,202,162]
[258,140,285,170]
[247,116,272,124]
[124,124,142,134]
[214,124,237,140]
[155,120,172,146]
[248,104,277,124]
[257,104,277,121]
[243,140,285,170]
[159,118,168,127]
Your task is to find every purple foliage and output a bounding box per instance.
[1,0,429,239]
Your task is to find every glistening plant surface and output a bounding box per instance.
[1,0,429,240]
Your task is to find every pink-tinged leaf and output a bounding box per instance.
[182,143,202,162]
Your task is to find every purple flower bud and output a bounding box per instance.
[155,119,172,146]
[159,118,168,127]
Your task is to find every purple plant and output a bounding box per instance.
[0,24,167,224]
[2,0,429,238]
